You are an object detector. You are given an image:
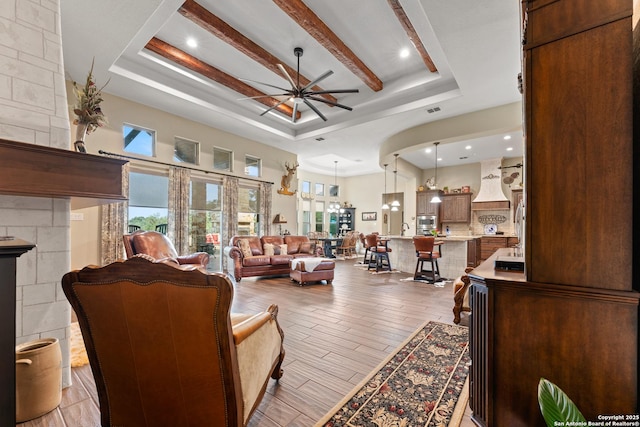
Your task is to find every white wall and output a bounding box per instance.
[0,0,72,387]
[68,89,299,268]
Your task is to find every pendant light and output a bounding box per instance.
[327,161,341,213]
[382,164,390,210]
[391,154,400,211]
[430,142,442,203]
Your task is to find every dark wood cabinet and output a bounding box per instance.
[466,237,481,267]
[469,1,638,425]
[338,208,355,234]
[416,190,441,216]
[479,236,518,262]
[440,193,472,223]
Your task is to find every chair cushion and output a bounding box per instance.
[299,242,314,254]
[242,255,271,267]
[132,232,179,262]
[263,243,275,256]
[238,239,253,258]
[270,254,293,265]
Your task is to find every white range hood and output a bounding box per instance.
[472,158,510,210]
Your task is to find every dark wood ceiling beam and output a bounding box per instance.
[178,0,337,104]
[144,37,300,120]
[387,0,437,72]
[272,0,383,92]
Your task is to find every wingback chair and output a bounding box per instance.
[123,230,210,269]
[62,256,285,427]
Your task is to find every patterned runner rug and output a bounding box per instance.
[315,321,470,427]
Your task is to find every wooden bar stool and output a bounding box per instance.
[412,236,441,282]
[365,234,392,272]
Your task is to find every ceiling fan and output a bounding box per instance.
[240,47,359,123]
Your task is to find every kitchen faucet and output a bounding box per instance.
[401,222,410,236]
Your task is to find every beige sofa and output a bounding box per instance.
[225,235,320,282]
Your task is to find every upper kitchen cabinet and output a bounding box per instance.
[416,190,442,216]
[440,193,472,223]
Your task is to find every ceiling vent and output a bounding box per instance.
[427,107,441,114]
[315,137,325,141]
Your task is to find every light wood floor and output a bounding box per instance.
[18,258,474,427]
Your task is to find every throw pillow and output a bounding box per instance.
[300,242,313,254]
[238,239,252,258]
[263,243,275,256]
[279,244,288,255]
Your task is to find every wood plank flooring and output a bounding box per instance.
[18,259,474,426]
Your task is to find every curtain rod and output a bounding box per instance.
[98,150,274,185]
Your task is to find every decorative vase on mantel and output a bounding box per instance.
[74,123,88,153]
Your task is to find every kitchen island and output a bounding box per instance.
[386,235,478,279]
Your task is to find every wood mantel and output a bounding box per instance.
[0,138,127,208]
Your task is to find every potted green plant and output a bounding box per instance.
[538,378,585,426]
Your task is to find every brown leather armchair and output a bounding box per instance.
[123,230,209,268]
[62,256,285,427]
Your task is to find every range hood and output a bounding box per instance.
[472,158,510,210]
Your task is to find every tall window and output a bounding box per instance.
[128,172,169,232]
[123,124,155,157]
[315,201,325,232]
[245,155,261,177]
[189,179,222,271]
[238,186,260,235]
[213,147,232,171]
[302,200,311,235]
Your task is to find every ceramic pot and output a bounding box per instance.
[15,338,62,422]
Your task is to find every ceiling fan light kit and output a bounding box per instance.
[242,47,359,123]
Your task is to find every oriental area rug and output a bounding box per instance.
[315,321,470,427]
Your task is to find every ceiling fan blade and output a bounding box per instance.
[277,64,297,89]
[302,70,333,91]
[260,99,289,117]
[307,89,359,95]
[306,95,353,111]
[303,99,327,121]
[291,102,299,124]
[238,77,290,92]
[238,93,290,100]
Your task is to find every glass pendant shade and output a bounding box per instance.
[382,163,390,209]
[431,142,441,203]
[327,160,341,213]
[391,205,399,211]
[391,154,400,208]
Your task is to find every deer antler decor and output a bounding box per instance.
[277,161,299,195]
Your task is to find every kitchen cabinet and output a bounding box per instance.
[466,237,480,267]
[416,190,441,216]
[440,193,472,223]
[479,236,518,262]
[338,208,355,235]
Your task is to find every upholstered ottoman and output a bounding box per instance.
[290,258,335,286]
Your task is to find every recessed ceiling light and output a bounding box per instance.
[503,135,512,140]
[465,145,472,150]
[186,38,197,48]
[399,48,410,58]
[506,147,513,151]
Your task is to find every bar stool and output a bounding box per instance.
[365,234,392,272]
[412,236,441,282]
